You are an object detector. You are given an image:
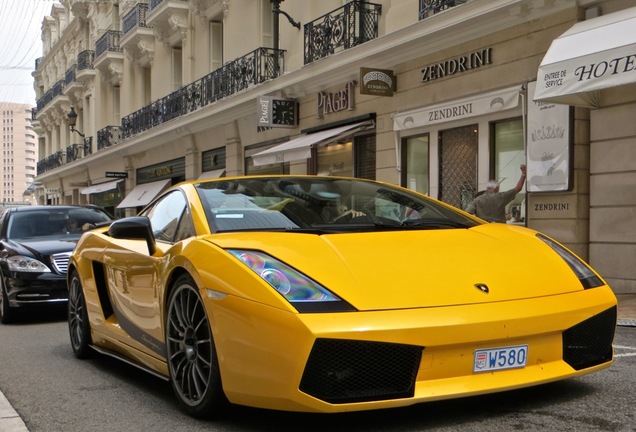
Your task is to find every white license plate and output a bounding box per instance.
[473,344,528,373]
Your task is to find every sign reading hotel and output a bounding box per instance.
[421,48,492,83]
[360,68,396,96]
[534,12,636,107]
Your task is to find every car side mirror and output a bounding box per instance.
[107,216,156,255]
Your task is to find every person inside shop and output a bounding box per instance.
[465,164,526,223]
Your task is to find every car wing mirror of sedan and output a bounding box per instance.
[107,216,156,256]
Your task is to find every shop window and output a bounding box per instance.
[492,118,526,224]
[316,141,353,176]
[245,142,289,175]
[354,134,376,180]
[402,134,429,194]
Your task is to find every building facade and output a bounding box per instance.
[1,102,37,207]
[31,0,636,294]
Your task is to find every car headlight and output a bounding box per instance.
[7,256,51,273]
[537,234,603,289]
[227,249,355,313]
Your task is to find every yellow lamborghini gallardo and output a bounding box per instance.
[67,176,617,418]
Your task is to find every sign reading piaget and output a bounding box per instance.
[317,81,356,118]
[360,68,396,96]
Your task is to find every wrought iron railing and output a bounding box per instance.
[37,151,64,174]
[304,0,381,65]
[122,47,285,139]
[66,144,81,163]
[52,80,65,98]
[83,136,93,157]
[122,3,151,36]
[95,30,122,58]
[97,126,122,150]
[78,50,95,70]
[65,65,77,86]
[419,0,467,20]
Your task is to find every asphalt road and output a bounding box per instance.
[1,310,635,432]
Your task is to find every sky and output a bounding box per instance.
[0,0,56,105]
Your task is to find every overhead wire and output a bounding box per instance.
[0,0,56,105]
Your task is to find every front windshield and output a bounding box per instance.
[7,208,112,240]
[195,177,479,233]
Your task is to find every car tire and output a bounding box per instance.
[0,281,16,324]
[68,271,92,358]
[166,274,228,418]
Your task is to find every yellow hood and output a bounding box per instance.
[207,224,585,311]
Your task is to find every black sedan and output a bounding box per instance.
[0,205,112,323]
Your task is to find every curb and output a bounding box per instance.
[617,319,636,328]
[0,391,28,432]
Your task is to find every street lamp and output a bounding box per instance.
[271,0,300,52]
[67,107,85,138]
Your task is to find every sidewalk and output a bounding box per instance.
[617,293,636,327]
[0,391,27,432]
[1,295,634,432]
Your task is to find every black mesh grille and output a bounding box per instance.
[299,339,422,404]
[563,306,616,370]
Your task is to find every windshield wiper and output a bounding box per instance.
[400,218,473,229]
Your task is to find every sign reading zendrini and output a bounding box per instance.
[360,68,395,97]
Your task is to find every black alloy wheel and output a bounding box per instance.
[68,271,92,358]
[0,281,15,324]
[166,275,227,418]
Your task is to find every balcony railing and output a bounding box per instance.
[96,30,122,58]
[122,3,151,36]
[37,151,64,174]
[304,0,381,65]
[122,47,285,139]
[419,0,467,20]
[78,50,95,70]
[52,80,65,98]
[66,144,81,163]
[97,126,122,151]
[83,137,93,157]
[65,65,77,86]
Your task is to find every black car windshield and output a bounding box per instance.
[6,208,112,240]
[195,177,480,233]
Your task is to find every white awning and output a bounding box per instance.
[116,179,171,209]
[534,7,636,107]
[251,122,367,166]
[393,86,520,131]
[80,179,123,195]
[197,169,226,180]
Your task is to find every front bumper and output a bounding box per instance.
[209,286,617,413]
[4,272,68,308]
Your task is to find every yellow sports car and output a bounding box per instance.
[67,176,617,418]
